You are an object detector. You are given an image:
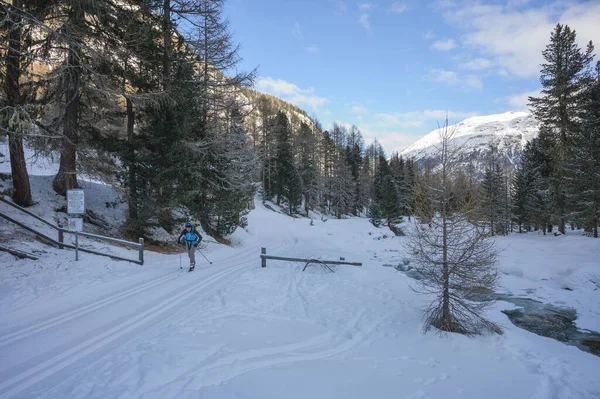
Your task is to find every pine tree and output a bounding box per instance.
[204,106,256,234]
[257,95,276,200]
[390,152,409,215]
[331,150,353,219]
[367,202,383,227]
[271,111,302,213]
[570,61,600,237]
[512,165,534,233]
[516,136,554,234]
[481,163,508,235]
[286,166,303,216]
[404,157,418,216]
[113,2,165,229]
[528,23,596,234]
[320,130,335,214]
[345,125,364,216]
[373,155,402,229]
[298,122,318,216]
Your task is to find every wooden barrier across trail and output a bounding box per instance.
[260,247,362,272]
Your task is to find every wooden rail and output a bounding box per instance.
[0,244,39,260]
[0,196,144,265]
[260,247,362,271]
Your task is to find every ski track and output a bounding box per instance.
[41,253,389,399]
[0,237,287,398]
[0,240,263,346]
[176,310,387,391]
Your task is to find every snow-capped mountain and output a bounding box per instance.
[401,111,540,177]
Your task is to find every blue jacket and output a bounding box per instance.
[177,228,202,246]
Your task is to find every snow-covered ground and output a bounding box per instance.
[1,145,600,398]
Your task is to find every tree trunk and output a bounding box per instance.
[305,194,309,217]
[53,28,81,196]
[558,215,565,234]
[5,0,33,206]
[126,96,138,220]
[441,209,450,324]
[162,0,171,91]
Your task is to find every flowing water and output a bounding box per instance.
[391,263,600,357]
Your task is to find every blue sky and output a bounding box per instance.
[223,0,600,154]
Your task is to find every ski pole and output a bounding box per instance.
[197,247,212,264]
[179,250,182,269]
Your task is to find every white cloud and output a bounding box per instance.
[359,13,371,31]
[424,30,435,40]
[507,89,541,110]
[458,58,493,70]
[390,2,407,13]
[368,131,419,154]
[306,46,319,53]
[428,68,483,90]
[431,38,457,51]
[292,23,303,40]
[256,77,328,110]
[331,123,419,154]
[431,0,456,11]
[441,1,600,78]
[332,108,481,154]
[336,0,348,13]
[507,0,532,8]
[364,109,480,129]
[358,2,372,11]
[352,105,368,115]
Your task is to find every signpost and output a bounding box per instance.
[67,218,83,232]
[67,189,85,214]
[67,189,85,261]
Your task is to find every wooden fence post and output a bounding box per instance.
[261,247,266,268]
[139,238,144,265]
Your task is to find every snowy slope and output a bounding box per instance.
[401,111,540,175]
[1,140,600,399]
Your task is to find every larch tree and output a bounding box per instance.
[404,119,501,336]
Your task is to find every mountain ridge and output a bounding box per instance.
[400,111,540,176]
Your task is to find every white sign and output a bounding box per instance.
[67,189,85,214]
[68,218,83,232]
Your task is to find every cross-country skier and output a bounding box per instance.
[177,222,202,271]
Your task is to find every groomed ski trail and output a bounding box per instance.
[0,237,289,398]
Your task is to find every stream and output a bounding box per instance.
[391,263,600,357]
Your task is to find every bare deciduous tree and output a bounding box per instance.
[404,118,502,336]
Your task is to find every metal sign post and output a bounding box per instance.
[67,189,85,261]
